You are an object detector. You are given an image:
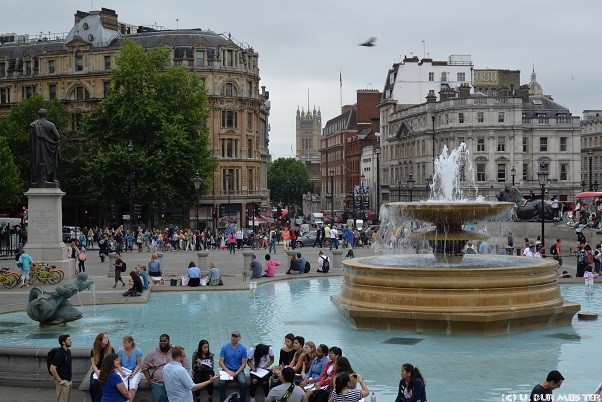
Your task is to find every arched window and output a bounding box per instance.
[69,86,90,101]
[222,83,237,97]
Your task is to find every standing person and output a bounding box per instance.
[236,228,244,250]
[269,229,277,254]
[227,232,237,255]
[49,334,73,402]
[247,343,275,402]
[329,226,339,250]
[529,370,564,402]
[312,226,323,248]
[551,238,563,268]
[90,333,116,402]
[249,255,263,279]
[142,334,189,402]
[99,235,109,263]
[98,353,130,402]
[263,254,280,277]
[17,247,33,288]
[77,247,87,273]
[116,336,143,402]
[112,257,126,288]
[192,340,215,402]
[394,363,426,402]
[266,367,306,402]
[163,346,217,402]
[218,330,248,402]
[282,227,291,251]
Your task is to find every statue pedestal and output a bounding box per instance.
[24,187,74,277]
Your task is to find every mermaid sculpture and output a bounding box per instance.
[26,272,94,325]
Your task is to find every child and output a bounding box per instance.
[346,249,355,259]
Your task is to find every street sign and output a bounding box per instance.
[123,214,131,220]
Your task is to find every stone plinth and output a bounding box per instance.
[331,250,344,269]
[242,251,254,273]
[24,187,73,276]
[197,252,209,271]
[333,255,580,334]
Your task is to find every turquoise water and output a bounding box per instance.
[0,279,600,401]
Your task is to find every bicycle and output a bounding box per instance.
[0,268,20,288]
[28,264,63,285]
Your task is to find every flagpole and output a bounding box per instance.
[339,70,343,111]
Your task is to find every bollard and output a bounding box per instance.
[249,281,257,291]
[197,252,209,271]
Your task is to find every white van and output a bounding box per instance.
[62,226,82,242]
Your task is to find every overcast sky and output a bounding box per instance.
[4,0,602,158]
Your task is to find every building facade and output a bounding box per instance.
[581,110,602,190]
[0,8,270,229]
[473,69,520,97]
[378,71,581,202]
[296,106,322,192]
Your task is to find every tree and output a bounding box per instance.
[80,40,216,209]
[0,94,70,195]
[267,158,315,212]
[0,136,22,208]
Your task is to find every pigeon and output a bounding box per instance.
[359,37,376,47]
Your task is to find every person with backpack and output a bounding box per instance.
[317,251,330,273]
[17,247,33,288]
[266,367,305,402]
[576,244,588,278]
[49,334,73,402]
[77,248,86,273]
[594,243,602,275]
[550,239,562,267]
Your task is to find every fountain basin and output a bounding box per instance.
[333,255,580,334]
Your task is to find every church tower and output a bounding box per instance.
[296,106,321,163]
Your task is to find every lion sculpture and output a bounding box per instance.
[496,184,556,221]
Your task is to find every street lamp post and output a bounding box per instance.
[157,149,163,224]
[397,181,402,201]
[127,140,134,230]
[595,181,599,192]
[193,172,201,232]
[511,166,516,187]
[537,164,549,249]
[360,174,366,220]
[329,170,334,224]
[588,149,593,191]
[407,174,415,202]
[374,145,381,209]
[431,116,436,173]
[226,173,232,226]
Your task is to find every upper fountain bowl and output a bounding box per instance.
[384,201,515,223]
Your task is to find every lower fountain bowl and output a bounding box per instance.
[333,255,580,334]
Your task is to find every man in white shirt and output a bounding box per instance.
[329,226,339,250]
[317,251,330,273]
[235,228,244,250]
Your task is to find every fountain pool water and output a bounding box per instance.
[0,279,598,401]
[332,143,580,333]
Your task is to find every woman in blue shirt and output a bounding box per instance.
[98,353,130,402]
[116,336,143,402]
[394,363,426,402]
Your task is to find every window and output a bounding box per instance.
[48,84,56,100]
[75,52,83,71]
[22,86,34,99]
[477,112,484,123]
[48,60,55,74]
[195,50,205,67]
[522,163,528,181]
[223,83,237,97]
[103,81,111,97]
[498,112,505,123]
[477,137,485,152]
[69,86,90,100]
[0,62,5,77]
[104,55,111,70]
[221,111,237,128]
[428,72,434,81]
[491,89,497,96]
[248,168,254,191]
[445,114,449,124]
[560,163,568,180]
[522,137,528,153]
[476,163,486,182]
[247,138,253,158]
[225,49,234,67]
[0,88,9,104]
[497,164,506,182]
[457,72,465,81]
[458,113,464,123]
[247,112,253,131]
[497,137,505,152]
[247,81,252,97]
[457,137,465,145]
[226,139,234,157]
[539,137,548,152]
[560,137,568,152]
[441,72,447,82]
[24,60,32,75]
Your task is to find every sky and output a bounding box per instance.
[4,0,602,158]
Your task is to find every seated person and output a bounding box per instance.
[345,250,355,259]
[187,261,201,287]
[297,253,308,274]
[286,254,299,274]
[207,262,221,286]
[123,271,143,297]
[135,264,149,290]
[249,255,263,279]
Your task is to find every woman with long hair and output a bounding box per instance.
[328,372,369,402]
[116,336,143,402]
[148,252,162,285]
[98,353,130,402]
[300,341,316,379]
[247,343,275,401]
[394,363,426,402]
[192,339,215,402]
[90,333,115,402]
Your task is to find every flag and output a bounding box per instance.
[339,70,342,88]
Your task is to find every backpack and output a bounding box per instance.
[321,256,330,272]
[578,250,588,265]
[304,261,311,273]
[120,261,127,272]
[549,245,557,255]
[78,251,86,261]
[224,392,241,402]
[46,347,63,373]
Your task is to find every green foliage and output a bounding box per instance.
[80,39,216,208]
[0,94,70,197]
[267,158,315,209]
[0,136,22,208]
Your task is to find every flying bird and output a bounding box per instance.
[359,37,376,47]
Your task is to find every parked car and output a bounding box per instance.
[294,231,318,248]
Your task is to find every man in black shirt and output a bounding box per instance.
[50,334,73,402]
[529,370,564,402]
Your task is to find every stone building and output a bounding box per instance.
[296,106,321,192]
[473,69,520,97]
[0,8,270,229]
[378,71,581,202]
[581,110,602,190]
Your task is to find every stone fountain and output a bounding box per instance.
[332,144,580,334]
